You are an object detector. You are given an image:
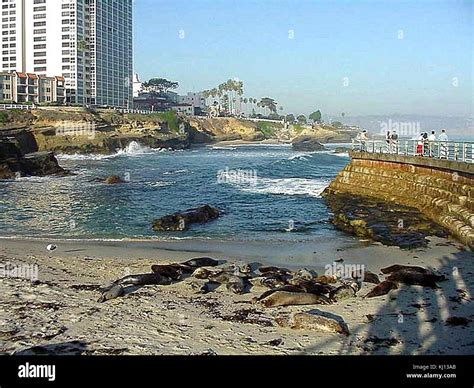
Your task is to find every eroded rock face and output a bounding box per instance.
[324,153,473,249]
[152,205,220,232]
[292,136,326,152]
[0,130,67,179]
[323,192,448,249]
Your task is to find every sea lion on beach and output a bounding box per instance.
[249,276,287,289]
[181,257,219,270]
[380,264,433,275]
[352,270,380,284]
[226,276,246,294]
[290,268,317,281]
[192,267,217,280]
[113,273,171,287]
[329,285,356,303]
[259,266,291,275]
[387,270,444,288]
[364,280,398,298]
[276,312,350,336]
[259,291,331,308]
[288,278,333,295]
[97,284,124,303]
[151,264,183,280]
[207,271,247,294]
[315,275,338,285]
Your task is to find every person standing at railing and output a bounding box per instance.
[428,131,436,157]
[390,130,399,154]
[416,133,424,156]
[422,132,430,156]
[356,130,369,152]
[385,130,391,153]
[438,129,448,159]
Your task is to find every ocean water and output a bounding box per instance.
[0,143,350,242]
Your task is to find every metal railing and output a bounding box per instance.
[352,139,474,163]
[0,104,35,111]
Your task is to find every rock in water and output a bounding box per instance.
[276,312,350,336]
[291,136,326,152]
[152,205,220,231]
[104,175,125,184]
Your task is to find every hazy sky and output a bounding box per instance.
[134,0,473,117]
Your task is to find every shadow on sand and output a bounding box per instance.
[299,249,474,355]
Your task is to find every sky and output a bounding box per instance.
[133,0,473,118]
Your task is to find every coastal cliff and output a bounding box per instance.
[0,108,355,155]
[324,152,474,249]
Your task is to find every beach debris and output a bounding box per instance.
[221,308,273,327]
[46,244,57,252]
[362,336,400,351]
[265,338,284,346]
[364,280,398,298]
[445,317,471,327]
[152,205,220,232]
[275,311,349,336]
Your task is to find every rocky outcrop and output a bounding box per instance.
[324,193,448,248]
[0,129,67,179]
[104,175,125,185]
[152,205,220,232]
[324,152,474,249]
[292,136,326,152]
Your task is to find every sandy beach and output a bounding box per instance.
[1,235,472,355]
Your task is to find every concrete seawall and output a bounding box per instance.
[325,151,473,249]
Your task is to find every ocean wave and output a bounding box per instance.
[58,141,169,161]
[163,169,189,176]
[232,177,330,198]
[211,146,237,151]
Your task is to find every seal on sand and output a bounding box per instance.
[381,264,433,275]
[113,273,171,287]
[97,284,124,303]
[181,257,219,270]
[276,312,350,336]
[364,280,398,298]
[259,291,331,308]
[151,264,183,280]
[387,270,444,288]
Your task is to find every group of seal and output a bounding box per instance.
[97,257,219,303]
[364,264,447,298]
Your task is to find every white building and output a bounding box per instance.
[0,0,133,108]
[178,92,206,110]
[133,73,142,98]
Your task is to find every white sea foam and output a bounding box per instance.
[232,177,330,198]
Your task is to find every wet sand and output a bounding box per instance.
[1,236,473,355]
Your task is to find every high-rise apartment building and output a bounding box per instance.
[0,0,133,107]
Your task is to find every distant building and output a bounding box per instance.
[0,0,133,108]
[171,103,194,116]
[0,71,65,104]
[178,92,206,110]
[133,74,143,98]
